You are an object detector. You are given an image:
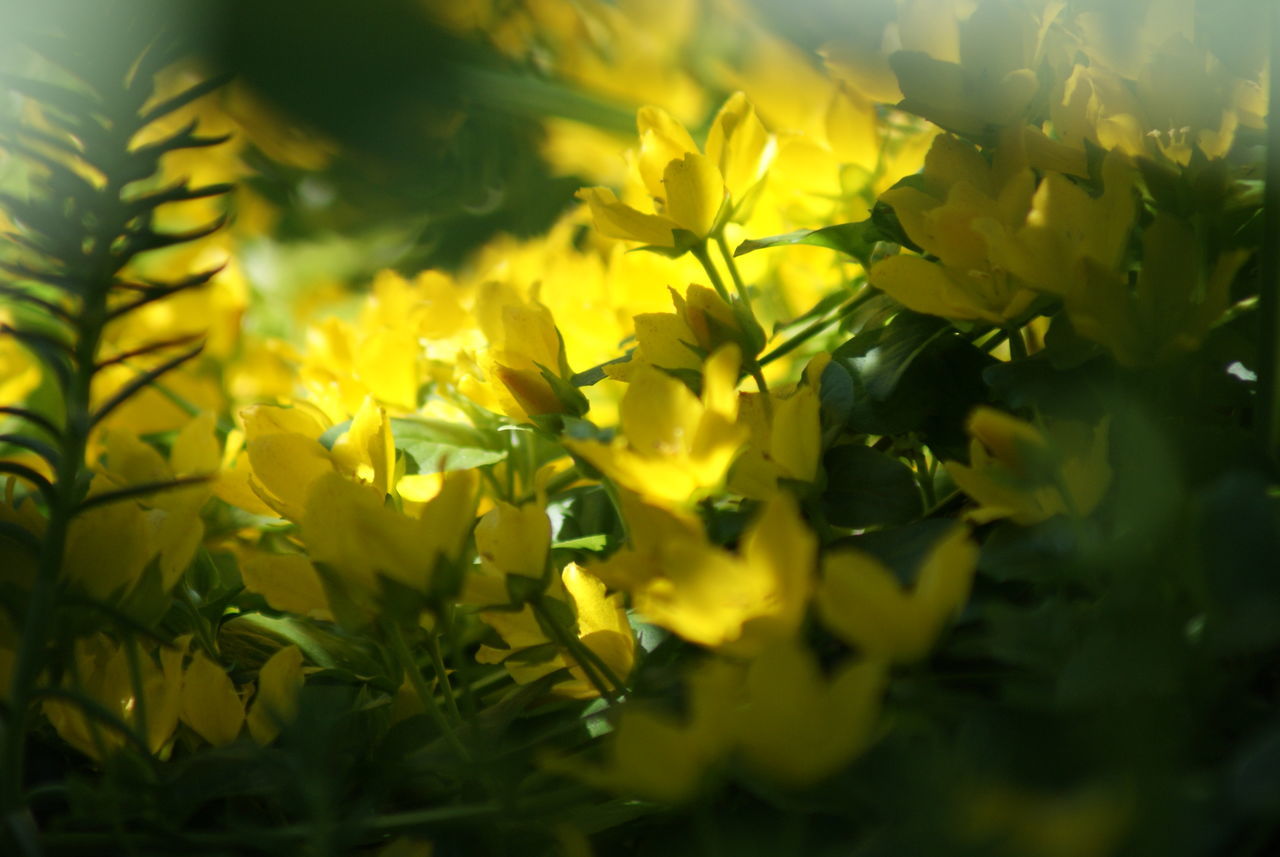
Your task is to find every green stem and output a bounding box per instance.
[440,604,478,720]
[747,362,771,398]
[1005,324,1028,360]
[758,289,876,367]
[122,637,150,755]
[912,448,936,508]
[715,233,753,311]
[383,621,470,763]
[423,629,462,726]
[691,242,733,305]
[531,597,624,704]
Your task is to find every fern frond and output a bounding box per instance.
[0,14,236,818]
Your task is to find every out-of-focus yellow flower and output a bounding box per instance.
[473,498,552,581]
[870,133,1039,323]
[835,0,1047,135]
[730,356,825,499]
[475,563,635,699]
[1067,214,1248,368]
[946,408,1112,524]
[980,150,1136,298]
[592,491,815,656]
[181,649,246,747]
[247,645,305,745]
[301,469,478,601]
[0,479,45,590]
[93,413,221,591]
[227,404,337,522]
[817,523,978,663]
[567,346,746,506]
[44,635,184,760]
[731,642,886,787]
[553,640,885,797]
[240,551,333,622]
[547,656,740,802]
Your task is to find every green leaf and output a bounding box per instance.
[820,444,922,529]
[551,534,608,552]
[391,417,507,472]
[734,219,883,267]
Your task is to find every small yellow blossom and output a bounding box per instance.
[817,523,979,663]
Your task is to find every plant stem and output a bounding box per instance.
[531,597,624,704]
[758,289,876,367]
[424,630,462,726]
[1005,324,1028,360]
[715,233,753,311]
[691,242,733,305]
[383,621,470,763]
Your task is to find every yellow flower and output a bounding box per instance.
[247,645,306,745]
[94,412,221,591]
[301,469,478,603]
[946,408,1112,524]
[869,133,1039,323]
[567,346,746,506]
[577,94,773,248]
[731,642,886,787]
[730,356,825,499]
[239,551,333,621]
[44,635,185,760]
[232,404,338,522]
[553,641,885,797]
[591,491,815,656]
[181,650,246,747]
[473,282,587,420]
[885,0,1045,135]
[546,657,740,802]
[0,319,40,408]
[1066,214,1249,366]
[611,284,762,381]
[473,499,552,581]
[474,563,635,700]
[817,523,979,663]
[980,150,1137,298]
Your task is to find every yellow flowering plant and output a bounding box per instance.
[0,0,1274,854]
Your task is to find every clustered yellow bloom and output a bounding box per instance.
[8,0,1254,819]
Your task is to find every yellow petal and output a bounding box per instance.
[241,553,333,620]
[245,433,336,521]
[636,105,699,200]
[474,500,550,578]
[247,645,304,745]
[181,651,245,746]
[704,92,773,209]
[661,153,725,239]
[576,187,678,247]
